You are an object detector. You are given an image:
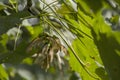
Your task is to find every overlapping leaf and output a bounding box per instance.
[68,21,109,80]
[92,14,120,80]
[0,11,30,35]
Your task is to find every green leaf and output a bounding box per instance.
[69,37,108,80]
[79,0,103,13]
[114,0,120,6]
[22,57,33,65]
[92,14,120,80]
[22,25,43,41]
[0,40,30,64]
[0,11,30,35]
[110,15,119,24]
[76,0,95,17]
[0,64,8,80]
[9,0,16,3]
[57,4,72,14]
[0,3,6,10]
[67,11,109,79]
[0,34,8,53]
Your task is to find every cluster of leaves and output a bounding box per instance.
[0,0,120,80]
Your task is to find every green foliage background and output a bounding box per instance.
[0,0,120,80]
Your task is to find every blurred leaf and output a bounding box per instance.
[22,25,43,41]
[67,11,109,79]
[69,38,108,80]
[110,15,119,24]
[69,71,81,80]
[57,1,78,20]
[22,57,33,65]
[114,0,120,5]
[0,40,30,64]
[95,67,109,80]
[57,4,71,14]
[81,0,103,13]
[76,0,112,17]
[0,0,9,4]
[0,11,30,35]
[0,3,6,10]
[76,0,95,17]
[9,0,16,3]
[0,10,6,16]
[32,25,43,39]
[4,64,70,80]
[0,64,8,80]
[92,14,120,80]
[0,34,8,53]
[9,0,17,11]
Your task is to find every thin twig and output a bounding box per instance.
[14,25,22,50]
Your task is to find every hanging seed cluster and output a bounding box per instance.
[27,33,68,70]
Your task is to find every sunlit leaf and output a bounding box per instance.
[69,37,108,80]
[0,0,120,80]
[22,57,33,65]
[110,15,119,24]
[9,0,16,3]
[0,34,8,53]
[92,13,120,80]
[67,11,109,79]
[0,64,8,80]
[0,3,6,10]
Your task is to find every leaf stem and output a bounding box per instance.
[14,25,21,50]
